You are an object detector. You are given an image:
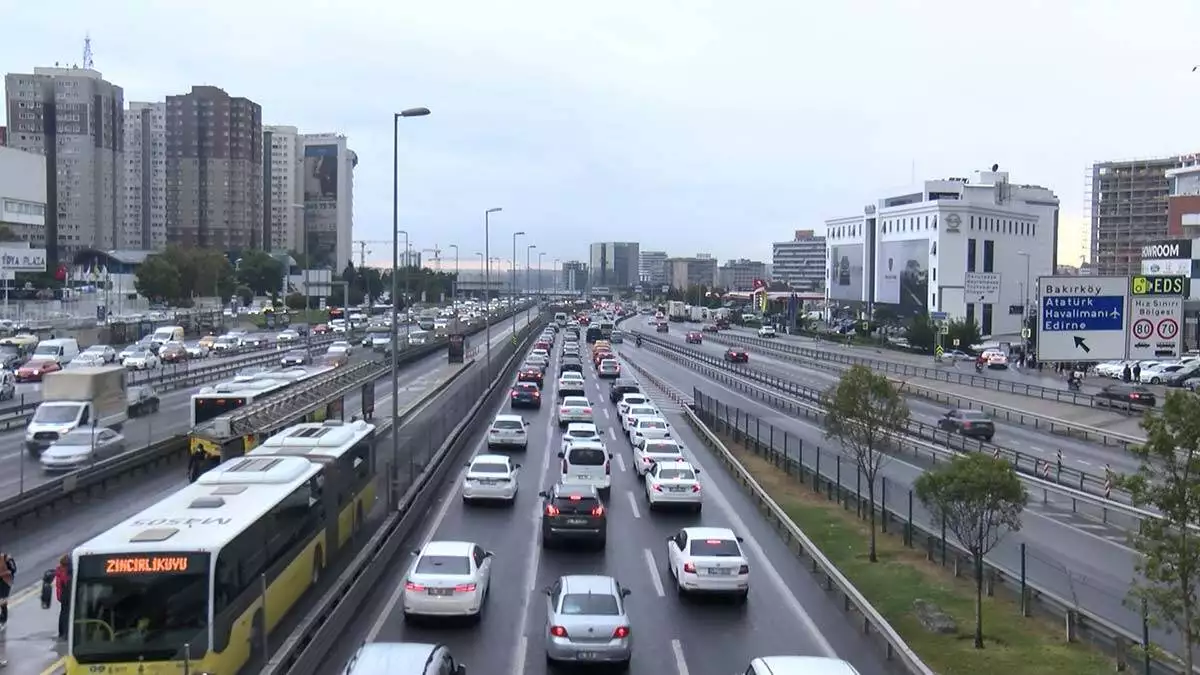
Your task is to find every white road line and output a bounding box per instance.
[1077,460,1093,466]
[614,453,627,473]
[608,427,617,441]
[625,489,640,517]
[671,638,690,675]
[1029,445,1047,454]
[644,548,665,597]
[603,407,611,419]
[512,636,528,675]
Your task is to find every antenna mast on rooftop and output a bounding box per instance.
[83,33,94,69]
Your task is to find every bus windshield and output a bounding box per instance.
[72,552,211,663]
[192,396,246,428]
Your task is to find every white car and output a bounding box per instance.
[622,405,661,433]
[1141,363,1184,384]
[330,340,354,355]
[633,438,686,476]
[184,342,210,359]
[462,454,519,504]
[617,394,649,417]
[665,526,749,600]
[485,414,529,450]
[527,352,550,368]
[629,417,671,447]
[68,353,106,368]
[277,330,300,343]
[561,422,603,451]
[758,326,777,338]
[557,396,594,427]
[82,345,116,363]
[121,350,160,370]
[402,540,493,621]
[644,460,702,511]
[557,374,587,398]
[745,657,861,675]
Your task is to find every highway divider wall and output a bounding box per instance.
[262,314,548,675]
[0,308,529,531]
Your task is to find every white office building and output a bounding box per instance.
[639,250,668,286]
[0,147,47,242]
[299,133,356,271]
[772,229,826,290]
[825,167,1059,338]
[264,125,304,253]
[123,102,167,251]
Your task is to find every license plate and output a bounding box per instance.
[707,567,731,575]
[478,480,496,486]
[566,518,587,525]
[575,475,591,481]
[577,652,600,660]
[428,588,452,596]
[670,487,688,492]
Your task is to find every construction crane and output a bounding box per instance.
[83,33,94,68]
[352,240,390,268]
[421,246,442,271]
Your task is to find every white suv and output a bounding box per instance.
[485,414,529,450]
[758,326,777,338]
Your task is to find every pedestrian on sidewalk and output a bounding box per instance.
[54,555,71,641]
[0,551,14,628]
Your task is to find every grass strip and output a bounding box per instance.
[714,431,1115,675]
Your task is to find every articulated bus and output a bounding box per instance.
[190,368,329,428]
[68,419,377,675]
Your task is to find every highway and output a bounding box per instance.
[652,324,1145,477]
[319,332,900,675]
[618,332,1178,658]
[0,315,531,675]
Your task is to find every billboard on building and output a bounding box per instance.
[827,243,864,302]
[876,238,929,315]
[304,145,338,201]
[303,145,339,269]
[1141,238,1193,276]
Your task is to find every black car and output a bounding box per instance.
[1097,383,1157,408]
[656,322,669,333]
[724,348,749,363]
[936,409,995,441]
[280,349,309,367]
[510,382,542,409]
[609,379,640,403]
[539,482,607,550]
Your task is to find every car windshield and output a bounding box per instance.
[658,468,695,480]
[415,555,471,575]
[470,462,508,474]
[689,539,741,556]
[514,383,538,392]
[84,346,107,353]
[494,419,524,430]
[32,405,79,424]
[560,593,619,616]
[567,447,606,465]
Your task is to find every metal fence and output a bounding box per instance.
[691,389,1178,673]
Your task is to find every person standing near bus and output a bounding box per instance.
[53,556,71,640]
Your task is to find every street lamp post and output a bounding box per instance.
[391,106,430,489]
[398,230,410,340]
[448,244,459,301]
[553,258,560,296]
[484,208,502,368]
[538,252,546,299]
[511,232,525,337]
[526,244,537,322]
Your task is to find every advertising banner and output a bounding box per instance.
[303,145,338,201]
[876,238,930,315]
[0,247,47,272]
[303,145,339,269]
[827,243,864,302]
[1141,258,1191,275]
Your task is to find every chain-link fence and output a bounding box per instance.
[691,388,1177,674]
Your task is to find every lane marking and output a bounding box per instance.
[608,427,617,441]
[644,548,665,597]
[614,453,627,473]
[671,638,690,675]
[603,407,611,419]
[625,489,640,518]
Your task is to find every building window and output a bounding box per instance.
[981,303,993,335]
[966,302,975,327]
[967,239,976,273]
[983,240,994,273]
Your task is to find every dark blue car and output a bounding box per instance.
[510,382,542,409]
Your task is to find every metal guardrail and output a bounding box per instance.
[0,309,529,529]
[669,329,1150,451]
[712,330,1156,414]
[262,314,547,675]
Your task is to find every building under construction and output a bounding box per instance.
[1087,155,1180,276]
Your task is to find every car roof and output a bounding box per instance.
[422,540,475,556]
[346,642,444,673]
[560,574,619,595]
[471,454,511,465]
[682,526,737,540]
[566,422,598,431]
[752,656,860,675]
[493,413,524,422]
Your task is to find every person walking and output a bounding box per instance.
[54,555,71,641]
[1132,362,1142,383]
[0,552,14,628]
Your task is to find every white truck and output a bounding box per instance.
[688,305,706,322]
[25,366,129,457]
[667,301,688,322]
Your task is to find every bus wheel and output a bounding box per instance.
[249,609,265,662]
[312,546,325,585]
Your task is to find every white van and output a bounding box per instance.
[557,441,612,495]
[407,330,430,346]
[343,642,467,675]
[555,312,568,327]
[151,325,185,346]
[32,338,80,365]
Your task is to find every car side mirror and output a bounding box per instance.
[514,463,522,469]
[621,588,632,597]
[485,551,494,558]
[455,665,467,675]
[538,491,548,498]
[608,453,614,459]
[411,549,421,556]
[543,586,554,595]
[525,421,531,426]
[735,536,744,543]
[557,451,564,458]
[464,462,471,467]
[694,469,701,474]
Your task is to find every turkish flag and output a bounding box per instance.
[54,264,67,282]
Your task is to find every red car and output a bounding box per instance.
[534,340,551,351]
[685,331,703,344]
[593,350,614,366]
[518,367,544,387]
[724,348,749,363]
[16,358,61,382]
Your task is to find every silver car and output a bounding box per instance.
[39,428,125,471]
[544,575,632,668]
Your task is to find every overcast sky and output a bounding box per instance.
[5,0,1200,270]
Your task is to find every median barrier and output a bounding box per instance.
[0,308,530,530]
[262,313,548,675]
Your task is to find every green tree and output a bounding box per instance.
[284,292,308,311]
[327,284,365,307]
[946,318,982,351]
[821,364,910,562]
[236,249,284,296]
[1117,390,1200,672]
[915,454,1027,649]
[134,255,182,303]
[134,246,235,305]
[234,285,254,307]
[906,315,936,352]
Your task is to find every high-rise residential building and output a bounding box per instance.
[5,66,125,262]
[399,250,421,268]
[122,102,167,251]
[263,125,304,253]
[1088,155,1177,276]
[588,242,640,288]
[561,260,587,293]
[0,147,47,244]
[165,85,263,252]
[718,258,768,291]
[639,250,668,287]
[300,133,356,270]
[666,256,718,291]
[772,229,827,291]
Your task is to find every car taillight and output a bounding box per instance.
[962,422,971,429]
[533,392,540,398]
[404,581,425,591]
[652,484,663,492]
[454,583,476,593]
[613,626,630,638]
[692,484,701,492]
[511,391,519,398]
[591,505,605,516]
[550,625,569,637]
[560,408,570,415]
[683,562,696,573]
[583,408,592,414]
[738,564,750,574]
[545,504,560,516]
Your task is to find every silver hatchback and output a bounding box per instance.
[544,575,632,669]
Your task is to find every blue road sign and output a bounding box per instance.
[930,311,948,321]
[1041,295,1124,332]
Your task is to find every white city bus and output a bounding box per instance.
[68,419,377,675]
[189,366,333,429]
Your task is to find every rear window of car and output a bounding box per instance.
[415,555,471,574]
[629,407,657,417]
[689,539,741,556]
[560,593,619,615]
[470,462,508,474]
[639,420,667,429]
[515,383,539,392]
[563,397,590,407]
[494,419,524,430]
[567,429,596,439]
[960,411,989,421]
[567,447,607,465]
[658,468,695,480]
[622,396,647,405]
